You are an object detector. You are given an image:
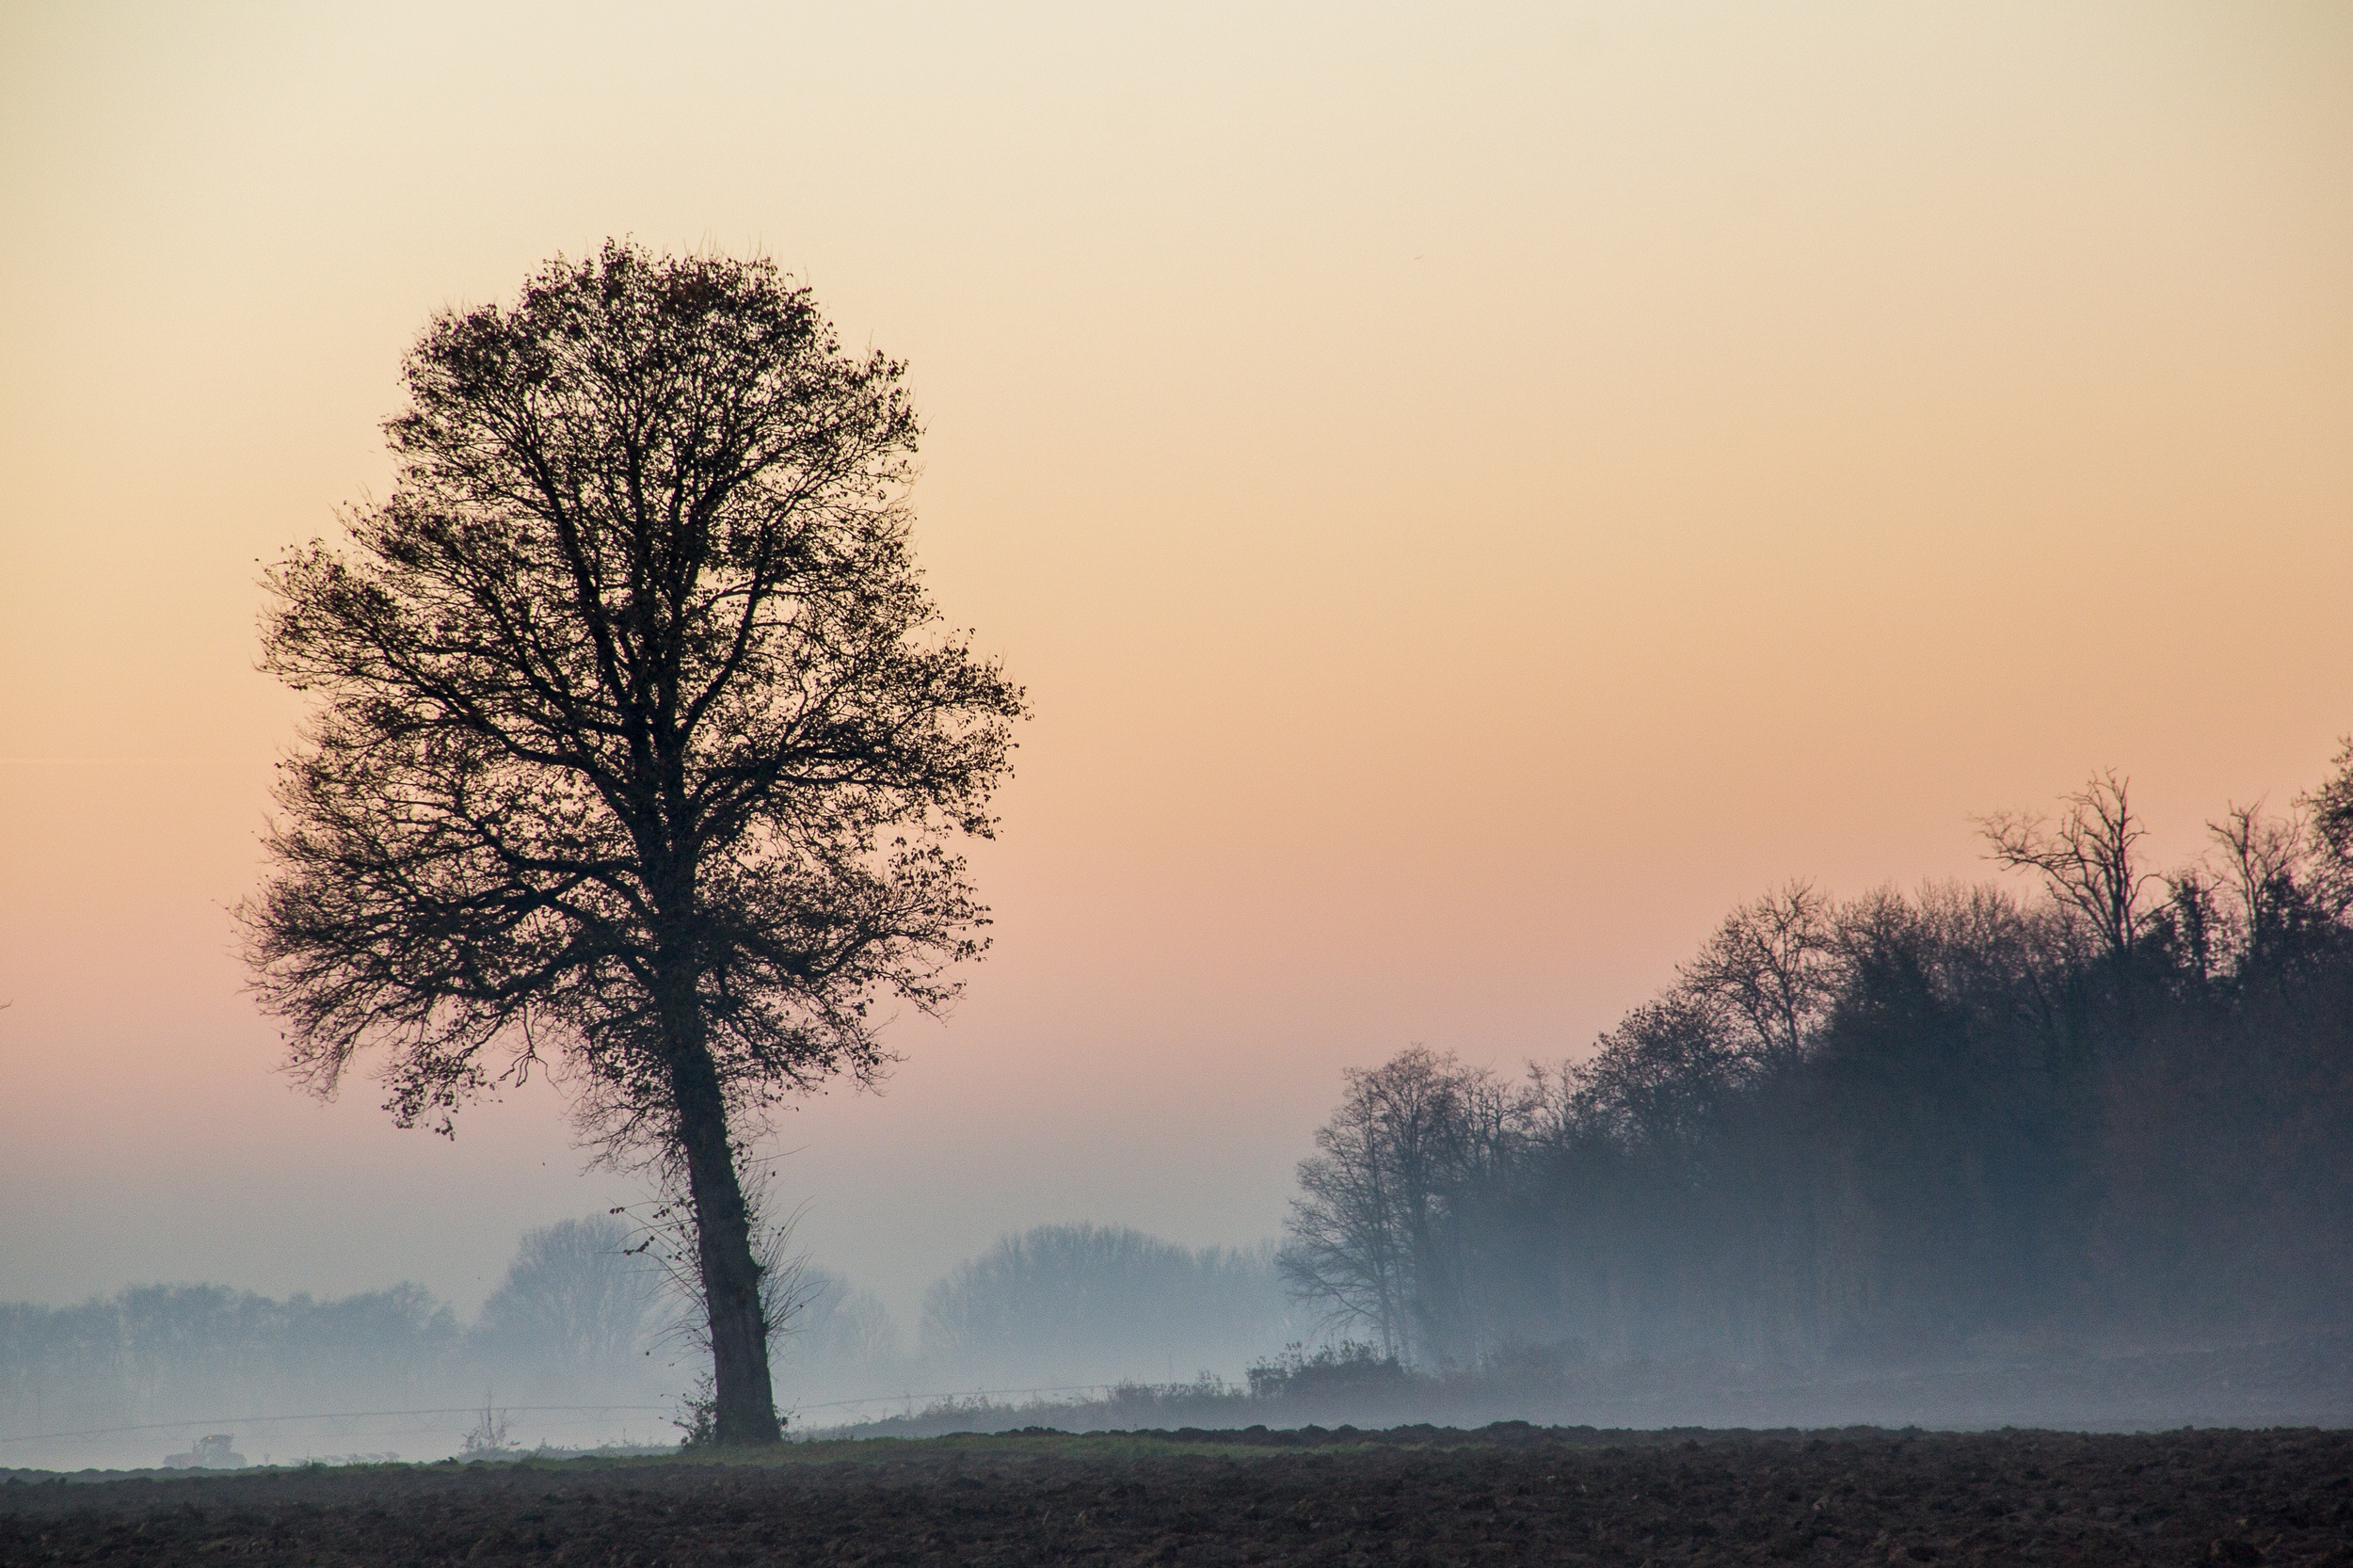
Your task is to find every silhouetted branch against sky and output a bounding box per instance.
[1978,771,2159,962]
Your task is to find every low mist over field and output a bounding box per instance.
[0,1218,1303,1469]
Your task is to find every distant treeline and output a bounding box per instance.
[0,1219,1297,1450]
[1282,762,2353,1368]
[0,1281,466,1442]
[918,1224,1297,1388]
[0,1218,675,1448]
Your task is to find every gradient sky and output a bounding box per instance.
[3,2,2350,1327]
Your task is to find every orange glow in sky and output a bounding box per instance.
[2,2,2350,1316]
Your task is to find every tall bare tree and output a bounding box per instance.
[1280,1048,1499,1362]
[240,243,1025,1444]
[2206,801,2319,968]
[1979,771,2159,964]
[1678,880,1840,1074]
[473,1216,664,1380]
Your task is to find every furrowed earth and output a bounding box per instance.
[5,1426,2349,1566]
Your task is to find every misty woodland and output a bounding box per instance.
[1282,766,2353,1372]
[6,760,2351,1449]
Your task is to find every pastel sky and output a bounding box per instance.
[3,2,2349,1324]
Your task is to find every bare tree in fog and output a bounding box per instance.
[1678,881,1839,1074]
[1979,771,2160,962]
[2206,802,2322,969]
[779,1267,902,1381]
[1281,1048,1493,1361]
[1566,992,1739,1154]
[239,243,1026,1444]
[921,1224,1289,1386]
[473,1217,664,1383]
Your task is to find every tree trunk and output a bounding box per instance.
[663,998,783,1446]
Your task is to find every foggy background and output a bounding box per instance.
[0,1216,1307,1469]
[4,0,2352,1466]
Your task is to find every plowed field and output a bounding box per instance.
[6,1425,2349,1565]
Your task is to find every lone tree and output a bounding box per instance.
[241,242,1025,1444]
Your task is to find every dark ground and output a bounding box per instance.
[4,1425,2349,1566]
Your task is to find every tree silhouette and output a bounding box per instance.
[1678,880,1840,1074]
[472,1216,664,1383]
[1979,771,2159,964]
[1279,1048,1498,1361]
[1282,764,2353,1367]
[241,242,1024,1443]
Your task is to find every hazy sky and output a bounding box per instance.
[3,2,2350,1327]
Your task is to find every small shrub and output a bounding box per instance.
[1245,1341,1413,1400]
[459,1397,516,1457]
[673,1374,718,1448]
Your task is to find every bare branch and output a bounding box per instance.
[1978,771,2158,963]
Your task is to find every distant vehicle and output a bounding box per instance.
[163,1434,245,1469]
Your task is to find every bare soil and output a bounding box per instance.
[5,1425,2349,1566]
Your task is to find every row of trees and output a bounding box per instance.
[0,1219,1298,1450]
[0,1220,673,1450]
[1282,765,2353,1368]
[0,1282,463,1447]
